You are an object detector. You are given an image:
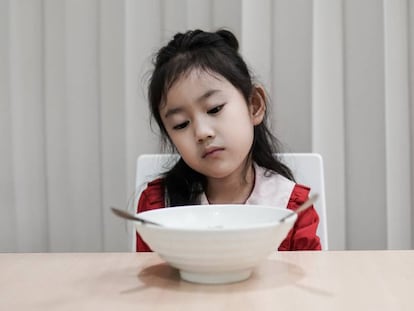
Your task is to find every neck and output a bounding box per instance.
[205,161,255,204]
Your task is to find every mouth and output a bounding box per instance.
[202,147,225,158]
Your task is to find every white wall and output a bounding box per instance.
[0,0,413,251]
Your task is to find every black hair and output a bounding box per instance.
[148,29,294,206]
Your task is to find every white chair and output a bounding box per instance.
[133,153,328,250]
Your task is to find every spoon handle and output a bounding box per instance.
[111,207,161,226]
[280,193,319,223]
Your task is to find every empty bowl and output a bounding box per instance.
[135,204,296,284]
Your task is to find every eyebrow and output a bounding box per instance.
[197,89,220,102]
[164,89,221,119]
[164,107,183,119]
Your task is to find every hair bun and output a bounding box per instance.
[216,29,239,51]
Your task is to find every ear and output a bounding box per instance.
[249,85,266,125]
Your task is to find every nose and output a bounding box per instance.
[193,118,215,143]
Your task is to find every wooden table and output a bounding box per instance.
[1,251,413,310]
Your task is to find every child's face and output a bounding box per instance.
[160,69,264,180]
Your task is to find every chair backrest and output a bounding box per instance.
[134,153,328,250]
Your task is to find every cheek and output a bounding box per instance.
[168,132,191,153]
[226,111,254,135]
[229,120,255,149]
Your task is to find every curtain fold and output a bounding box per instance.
[0,0,412,251]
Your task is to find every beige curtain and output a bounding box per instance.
[1,0,413,252]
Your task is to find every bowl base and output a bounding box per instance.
[179,268,252,284]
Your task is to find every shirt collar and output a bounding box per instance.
[200,162,295,208]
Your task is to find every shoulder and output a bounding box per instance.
[287,184,311,210]
[136,178,165,252]
[282,183,321,250]
[287,183,320,236]
[137,178,165,212]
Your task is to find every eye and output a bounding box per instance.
[207,104,224,114]
[173,121,189,130]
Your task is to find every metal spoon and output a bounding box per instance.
[110,207,162,226]
[279,193,319,223]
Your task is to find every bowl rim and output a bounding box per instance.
[135,204,297,233]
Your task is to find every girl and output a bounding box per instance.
[137,29,321,251]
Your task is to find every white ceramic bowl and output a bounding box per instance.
[135,204,296,284]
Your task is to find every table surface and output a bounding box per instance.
[1,251,413,310]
